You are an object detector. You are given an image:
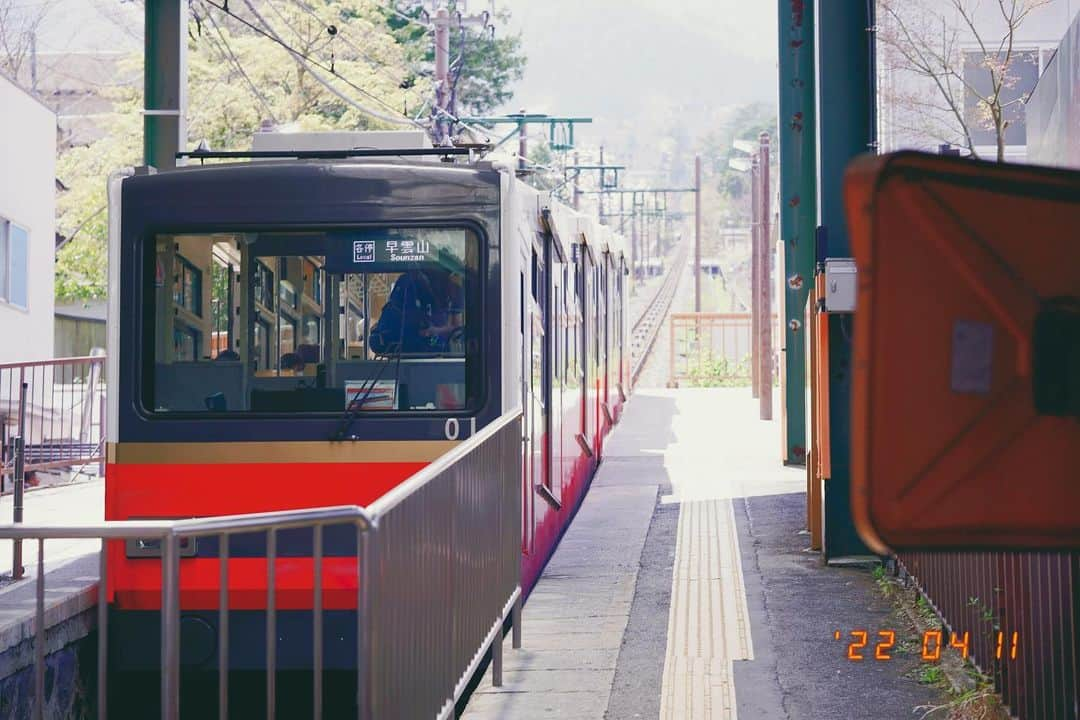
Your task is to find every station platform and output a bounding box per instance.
[463,389,946,720]
[0,480,102,683]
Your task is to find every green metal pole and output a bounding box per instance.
[144,0,186,170]
[778,0,817,466]
[817,0,875,560]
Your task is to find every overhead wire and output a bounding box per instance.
[286,0,420,96]
[239,0,422,126]
[196,2,279,123]
[200,0,425,129]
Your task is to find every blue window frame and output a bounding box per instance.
[0,219,29,309]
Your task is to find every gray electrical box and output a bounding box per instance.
[823,258,857,313]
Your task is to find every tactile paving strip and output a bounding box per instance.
[659,498,753,720]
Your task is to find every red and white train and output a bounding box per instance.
[104,134,630,702]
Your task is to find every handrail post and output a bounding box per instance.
[12,381,27,579]
[313,524,323,720]
[98,543,109,720]
[492,615,503,687]
[34,539,44,720]
[356,525,373,720]
[162,533,181,720]
[266,528,277,720]
[511,592,523,650]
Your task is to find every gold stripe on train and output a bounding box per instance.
[107,440,459,465]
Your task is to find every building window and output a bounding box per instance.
[0,219,29,309]
[963,48,1042,149]
[173,256,202,316]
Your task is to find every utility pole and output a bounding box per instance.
[144,0,187,170]
[433,4,451,146]
[573,151,581,210]
[751,153,761,398]
[517,109,527,173]
[694,155,702,313]
[598,146,606,223]
[759,133,773,421]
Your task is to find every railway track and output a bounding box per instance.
[629,244,688,385]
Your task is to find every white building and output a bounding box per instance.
[878,0,1080,161]
[0,72,57,363]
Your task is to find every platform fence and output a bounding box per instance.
[668,313,779,387]
[897,550,1079,720]
[0,354,106,490]
[0,409,524,720]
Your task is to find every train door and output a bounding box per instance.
[522,239,552,545]
[617,257,626,405]
[580,245,595,459]
[520,266,534,555]
[598,254,610,451]
[542,232,563,508]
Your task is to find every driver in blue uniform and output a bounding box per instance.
[420,271,464,351]
[369,269,463,355]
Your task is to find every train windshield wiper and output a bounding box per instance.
[332,281,413,440]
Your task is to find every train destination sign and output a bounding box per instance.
[350,238,432,264]
[326,229,467,274]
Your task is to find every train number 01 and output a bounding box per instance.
[444,417,478,440]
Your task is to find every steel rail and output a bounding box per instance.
[629,244,688,385]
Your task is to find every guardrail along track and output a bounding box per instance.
[630,245,688,385]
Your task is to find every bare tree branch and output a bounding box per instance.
[877,0,1046,160]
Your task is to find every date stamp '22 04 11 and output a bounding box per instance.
[833,629,1020,662]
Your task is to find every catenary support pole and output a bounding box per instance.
[778,0,817,465]
[598,146,606,223]
[760,133,773,421]
[433,5,451,145]
[816,0,874,559]
[144,0,186,170]
[573,151,581,210]
[751,155,761,399]
[517,109,527,174]
[694,156,702,313]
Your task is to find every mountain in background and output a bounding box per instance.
[494,0,778,174]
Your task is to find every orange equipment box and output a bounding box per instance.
[844,152,1079,553]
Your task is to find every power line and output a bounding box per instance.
[239,0,420,125]
[196,2,278,123]
[200,0,424,129]
[286,0,417,93]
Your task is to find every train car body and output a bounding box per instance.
[104,148,629,679]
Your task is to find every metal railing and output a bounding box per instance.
[1,354,106,488]
[2,354,106,580]
[897,550,1079,720]
[668,313,779,387]
[0,409,524,720]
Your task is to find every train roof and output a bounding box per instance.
[121,153,629,261]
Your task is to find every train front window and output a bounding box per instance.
[146,228,481,415]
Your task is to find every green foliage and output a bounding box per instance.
[684,355,753,388]
[55,0,525,302]
[703,102,777,213]
[55,91,143,302]
[919,664,945,686]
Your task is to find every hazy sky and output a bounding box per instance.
[27,0,779,168]
[493,0,778,159]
